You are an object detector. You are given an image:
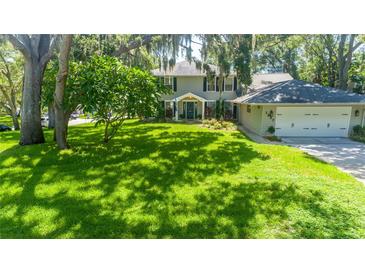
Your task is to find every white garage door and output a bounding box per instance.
[275,107,351,137]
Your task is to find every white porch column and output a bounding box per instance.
[175,99,179,121]
[361,107,365,127]
[202,101,205,120]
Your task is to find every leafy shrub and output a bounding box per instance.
[351,125,365,143]
[267,126,275,134]
[202,119,236,131]
[352,125,363,135]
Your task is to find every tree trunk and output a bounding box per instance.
[341,34,356,90]
[54,35,72,149]
[7,34,57,145]
[104,120,110,143]
[48,102,55,129]
[337,35,347,89]
[10,107,20,130]
[20,59,45,145]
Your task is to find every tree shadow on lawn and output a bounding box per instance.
[0,122,363,238]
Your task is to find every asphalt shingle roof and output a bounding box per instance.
[233,80,365,104]
[151,61,221,76]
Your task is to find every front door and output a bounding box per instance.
[186,102,195,119]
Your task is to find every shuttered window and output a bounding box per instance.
[163,76,173,90]
[224,77,233,91]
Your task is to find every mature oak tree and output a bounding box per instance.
[7,34,58,145]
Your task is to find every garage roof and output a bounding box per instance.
[233,80,365,104]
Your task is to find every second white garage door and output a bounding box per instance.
[275,106,351,137]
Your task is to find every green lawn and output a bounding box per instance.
[1,120,365,238]
[0,115,12,127]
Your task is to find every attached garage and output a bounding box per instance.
[275,106,351,137]
[233,79,365,137]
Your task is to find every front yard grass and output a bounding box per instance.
[1,120,364,238]
[0,115,12,127]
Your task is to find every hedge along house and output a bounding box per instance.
[232,80,365,137]
[151,61,292,121]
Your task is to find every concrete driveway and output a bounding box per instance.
[282,137,365,184]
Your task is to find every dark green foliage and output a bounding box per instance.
[234,35,253,91]
[42,60,82,115]
[352,125,363,135]
[215,100,225,119]
[267,126,275,134]
[350,125,365,143]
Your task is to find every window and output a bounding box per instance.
[163,76,173,89]
[247,105,251,113]
[224,77,233,91]
[165,101,174,118]
[206,77,215,91]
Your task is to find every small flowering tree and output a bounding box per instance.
[79,55,169,143]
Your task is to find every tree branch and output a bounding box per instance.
[6,34,30,58]
[40,35,59,68]
[112,35,155,56]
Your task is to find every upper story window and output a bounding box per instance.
[224,77,233,91]
[207,77,215,91]
[161,76,177,91]
[163,76,173,89]
[204,76,235,92]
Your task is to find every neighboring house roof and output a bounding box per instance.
[161,91,238,101]
[233,79,365,104]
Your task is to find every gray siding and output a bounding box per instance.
[349,106,365,132]
[260,105,276,135]
[177,76,204,92]
[239,104,263,134]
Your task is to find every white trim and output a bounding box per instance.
[362,108,365,127]
[175,92,206,102]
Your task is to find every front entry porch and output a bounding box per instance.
[164,92,207,121]
[163,92,238,121]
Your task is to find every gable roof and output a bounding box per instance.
[151,61,221,76]
[151,61,293,87]
[161,90,238,101]
[233,79,365,104]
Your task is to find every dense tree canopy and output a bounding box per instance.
[0,40,23,129]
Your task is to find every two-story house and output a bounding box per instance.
[152,61,365,138]
[151,60,292,120]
